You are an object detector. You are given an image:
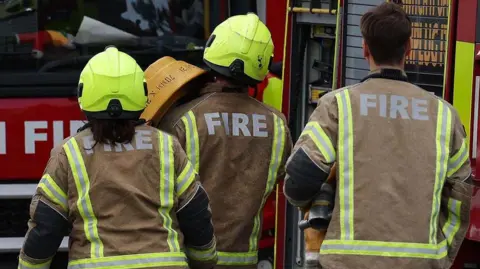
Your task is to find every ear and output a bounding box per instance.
[405,37,412,58]
[362,39,370,59]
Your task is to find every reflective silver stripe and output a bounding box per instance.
[337,90,354,240]
[186,246,217,261]
[303,123,335,162]
[64,139,103,257]
[443,199,461,244]
[321,243,448,256]
[430,102,451,244]
[18,259,51,269]
[68,255,187,269]
[176,162,195,196]
[447,139,468,176]
[159,132,180,252]
[217,252,258,265]
[182,111,199,171]
[38,175,67,210]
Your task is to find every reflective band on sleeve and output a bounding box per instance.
[186,245,217,261]
[181,111,200,172]
[159,132,181,252]
[441,198,462,245]
[18,258,51,269]
[429,101,452,244]
[447,138,468,177]
[176,161,196,197]
[63,138,104,258]
[336,90,354,241]
[38,174,68,212]
[301,121,336,163]
[68,252,187,269]
[217,251,258,265]
[249,113,286,252]
[320,239,448,259]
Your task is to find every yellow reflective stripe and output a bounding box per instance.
[336,90,354,241]
[217,251,258,265]
[320,239,448,259]
[63,138,104,258]
[18,258,51,269]
[301,121,336,163]
[447,138,468,177]
[429,101,452,244]
[441,198,462,245]
[249,113,286,252]
[158,132,180,252]
[38,174,68,212]
[186,244,217,261]
[181,111,200,172]
[68,252,187,269]
[176,161,196,197]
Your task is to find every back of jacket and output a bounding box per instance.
[33,125,201,268]
[159,84,292,267]
[293,76,473,269]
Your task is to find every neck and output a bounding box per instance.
[369,61,405,72]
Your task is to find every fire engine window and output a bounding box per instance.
[399,0,450,97]
[0,0,213,75]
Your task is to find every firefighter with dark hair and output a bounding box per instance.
[18,46,217,269]
[284,3,473,269]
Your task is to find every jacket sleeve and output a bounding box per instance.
[276,120,293,183]
[19,146,70,269]
[173,138,217,269]
[284,93,338,208]
[440,109,473,264]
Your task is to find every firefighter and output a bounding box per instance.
[284,3,473,269]
[157,13,293,268]
[249,61,283,111]
[18,46,217,269]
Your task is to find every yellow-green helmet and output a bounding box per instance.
[203,13,274,86]
[78,46,147,120]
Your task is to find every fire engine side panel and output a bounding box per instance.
[0,98,84,180]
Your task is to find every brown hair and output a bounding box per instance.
[89,119,137,146]
[360,2,411,65]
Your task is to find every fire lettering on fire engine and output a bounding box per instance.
[24,120,85,154]
[0,122,5,155]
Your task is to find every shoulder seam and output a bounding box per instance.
[172,92,217,127]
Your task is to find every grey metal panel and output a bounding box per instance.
[346,79,360,86]
[347,25,362,37]
[0,237,68,253]
[346,57,369,70]
[297,13,337,25]
[346,36,363,48]
[346,14,362,25]
[0,184,37,199]
[348,0,386,5]
[346,47,364,58]
[345,68,369,80]
[347,4,376,15]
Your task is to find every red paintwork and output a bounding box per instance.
[450,239,480,268]
[266,0,287,62]
[466,186,480,241]
[0,97,84,180]
[456,0,477,43]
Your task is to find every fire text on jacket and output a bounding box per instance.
[360,94,430,120]
[204,112,269,137]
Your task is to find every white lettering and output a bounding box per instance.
[135,130,153,150]
[114,142,135,152]
[412,98,430,120]
[82,135,95,155]
[390,95,410,119]
[360,94,377,116]
[0,122,5,154]
[252,114,268,137]
[70,120,85,136]
[360,94,428,120]
[53,121,64,147]
[232,113,250,136]
[204,113,222,135]
[25,121,48,154]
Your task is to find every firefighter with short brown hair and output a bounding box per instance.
[284,3,473,269]
[158,13,293,269]
[18,46,217,269]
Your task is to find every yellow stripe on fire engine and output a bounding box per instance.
[63,138,104,258]
[336,89,354,241]
[429,100,452,244]
[181,111,200,172]
[249,113,286,254]
[158,132,181,252]
[453,41,475,148]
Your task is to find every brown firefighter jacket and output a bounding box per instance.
[284,69,474,269]
[158,83,292,268]
[19,125,217,269]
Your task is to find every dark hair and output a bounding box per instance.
[360,2,411,65]
[90,119,137,146]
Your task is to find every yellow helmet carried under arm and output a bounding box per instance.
[203,13,274,86]
[78,46,147,120]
